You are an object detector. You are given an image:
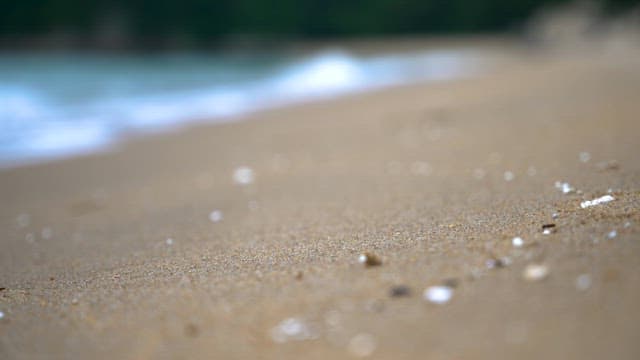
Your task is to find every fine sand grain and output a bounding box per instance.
[1,43,640,359]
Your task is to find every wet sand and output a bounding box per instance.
[1,44,640,359]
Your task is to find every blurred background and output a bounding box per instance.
[1,0,639,166]
[2,0,638,47]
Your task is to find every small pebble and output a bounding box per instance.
[580,195,615,209]
[165,238,174,245]
[209,210,223,223]
[270,317,318,343]
[486,258,506,269]
[0,311,4,320]
[575,274,592,291]
[503,171,515,182]
[389,285,411,298]
[233,166,254,185]
[552,212,559,219]
[607,230,617,239]
[358,253,382,267]
[542,224,556,235]
[423,286,454,304]
[523,264,549,281]
[512,237,524,248]
[71,298,79,305]
[347,333,377,358]
[554,181,575,194]
[579,152,591,163]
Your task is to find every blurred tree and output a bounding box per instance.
[0,0,638,47]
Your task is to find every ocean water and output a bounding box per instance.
[0,48,487,167]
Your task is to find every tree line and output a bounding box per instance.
[1,0,637,47]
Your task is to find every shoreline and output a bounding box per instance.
[0,37,525,170]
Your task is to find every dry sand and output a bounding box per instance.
[1,43,640,359]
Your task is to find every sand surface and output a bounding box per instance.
[1,42,640,359]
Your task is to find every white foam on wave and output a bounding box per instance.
[0,49,486,167]
[272,52,365,97]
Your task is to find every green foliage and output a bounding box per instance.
[0,0,638,45]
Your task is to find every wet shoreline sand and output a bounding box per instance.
[1,45,640,359]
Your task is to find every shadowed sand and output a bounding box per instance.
[1,43,640,359]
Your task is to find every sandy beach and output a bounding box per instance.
[1,42,640,359]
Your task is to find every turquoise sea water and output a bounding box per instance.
[0,48,487,167]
